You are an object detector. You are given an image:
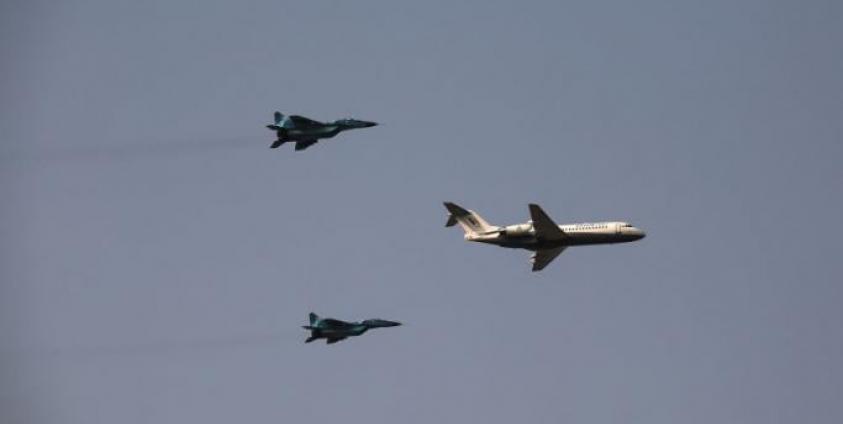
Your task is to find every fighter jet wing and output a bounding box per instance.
[326,337,347,344]
[288,115,324,128]
[295,140,318,151]
[529,204,568,241]
[531,247,567,272]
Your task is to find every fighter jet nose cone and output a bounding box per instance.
[365,121,378,127]
[364,319,401,328]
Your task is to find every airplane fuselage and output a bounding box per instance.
[467,221,645,250]
[318,325,368,338]
[277,126,344,141]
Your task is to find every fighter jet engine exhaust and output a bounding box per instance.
[1,135,263,162]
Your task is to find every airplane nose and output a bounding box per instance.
[366,319,401,328]
[363,121,378,127]
[622,227,646,240]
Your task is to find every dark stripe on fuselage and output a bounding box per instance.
[282,127,342,141]
[489,233,643,249]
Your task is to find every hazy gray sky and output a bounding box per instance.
[2,1,842,423]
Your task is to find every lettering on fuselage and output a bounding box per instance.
[564,223,608,230]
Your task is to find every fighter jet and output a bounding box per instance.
[303,313,401,344]
[444,202,646,272]
[265,112,377,151]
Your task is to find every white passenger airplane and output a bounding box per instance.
[444,202,646,272]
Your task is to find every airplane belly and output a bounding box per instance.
[287,128,338,140]
[565,232,621,245]
[286,130,315,140]
[318,329,346,337]
[497,237,538,249]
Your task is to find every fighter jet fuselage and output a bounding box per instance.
[277,125,344,141]
[444,202,646,271]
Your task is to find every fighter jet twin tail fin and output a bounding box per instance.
[272,112,294,129]
[303,312,320,343]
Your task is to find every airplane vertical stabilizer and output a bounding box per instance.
[272,111,294,129]
[444,202,496,235]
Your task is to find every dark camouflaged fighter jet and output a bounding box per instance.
[266,112,377,151]
[303,313,401,344]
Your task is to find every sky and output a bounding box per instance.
[1,1,842,423]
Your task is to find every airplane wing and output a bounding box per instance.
[326,337,347,344]
[529,204,567,241]
[531,247,567,272]
[295,140,319,151]
[288,115,324,128]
